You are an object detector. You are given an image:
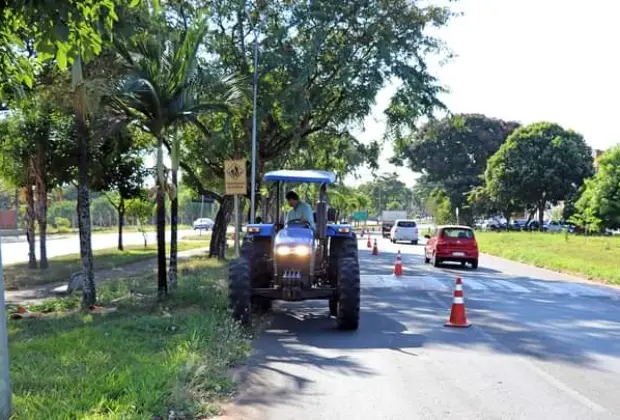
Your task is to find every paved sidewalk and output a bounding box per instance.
[4,247,210,305]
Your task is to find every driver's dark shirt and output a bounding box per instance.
[286,201,316,230]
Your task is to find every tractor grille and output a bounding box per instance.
[281,270,302,280]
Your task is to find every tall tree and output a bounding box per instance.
[0,116,37,268]
[0,102,73,268]
[174,0,453,250]
[358,173,413,216]
[112,18,239,294]
[393,114,520,224]
[1,0,143,307]
[90,127,148,250]
[485,122,594,226]
[572,146,620,230]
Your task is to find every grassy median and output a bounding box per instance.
[475,231,620,285]
[8,255,250,419]
[4,239,210,290]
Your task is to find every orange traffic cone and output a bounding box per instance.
[367,235,372,248]
[445,278,471,328]
[372,239,379,256]
[393,250,403,276]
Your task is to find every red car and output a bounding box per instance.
[424,225,479,269]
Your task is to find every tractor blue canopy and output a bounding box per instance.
[264,170,336,184]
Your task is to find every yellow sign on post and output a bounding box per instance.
[224,159,247,195]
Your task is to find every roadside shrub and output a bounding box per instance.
[54,217,71,228]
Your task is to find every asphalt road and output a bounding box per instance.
[0,228,218,265]
[220,233,620,420]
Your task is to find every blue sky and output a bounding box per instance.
[346,0,620,186]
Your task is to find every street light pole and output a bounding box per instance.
[0,232,12,419]
[247,4,259,224]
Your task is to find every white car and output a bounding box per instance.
[193,218,215,230]
[390,220,419,245]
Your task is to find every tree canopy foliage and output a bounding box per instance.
[394,113,520,222]
[485,122,593,224]
[572,146,620,230]
[358,173,413,216]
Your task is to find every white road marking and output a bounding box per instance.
[425,292,607,414]
[422,276,451,292]
[532,281,574,295]
[491,280,532,294]
[560,282,616,298]
[360,273,619,300]
[460,278,488,291]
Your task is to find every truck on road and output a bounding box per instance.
[381,210,408,238]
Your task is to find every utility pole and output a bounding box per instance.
[0,232,12,419]
[246,3,259,224]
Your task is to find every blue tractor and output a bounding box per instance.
[228,170,360,330]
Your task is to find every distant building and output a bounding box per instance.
[593,148,606,169]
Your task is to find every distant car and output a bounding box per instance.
[390,220,419,245]
[424,225,479,269]
[544,221,564,233]
[381,222,393,238]
[509,219,527,231]
[193,218,214,230]
[524,220,542,231]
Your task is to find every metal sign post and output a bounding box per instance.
[225,159,248,258]
[234,195,240,257]
[0,232,12,419]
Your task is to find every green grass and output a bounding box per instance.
[475,231,620,285]
[4,240,210,290]
[8,256,250,419]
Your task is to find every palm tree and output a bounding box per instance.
[112,21,239,294]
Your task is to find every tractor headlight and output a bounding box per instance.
[293,246,311,256]
[277,246,291,256]
[276,246,311,257]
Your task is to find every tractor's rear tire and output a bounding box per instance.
[337,257,360,331]
[229,257,252,327]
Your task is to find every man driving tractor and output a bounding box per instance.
[285,190,316,230]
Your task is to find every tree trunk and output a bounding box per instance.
[35,172,48,269]
[74,79,96,306]
[168,167,178,289]
[117,197,125,251]
[538,200,545,230]
[155,140,167,297]
[25,184,37,269]
[461,207,474,227]
[14,188,19,229]
[209,195,234,259]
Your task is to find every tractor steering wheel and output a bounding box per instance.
[287,219,312,229]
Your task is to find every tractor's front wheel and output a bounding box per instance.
[253,297,273,314]
[329,298,338,317]
[229,257,252,327]
[336,257,360,331]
